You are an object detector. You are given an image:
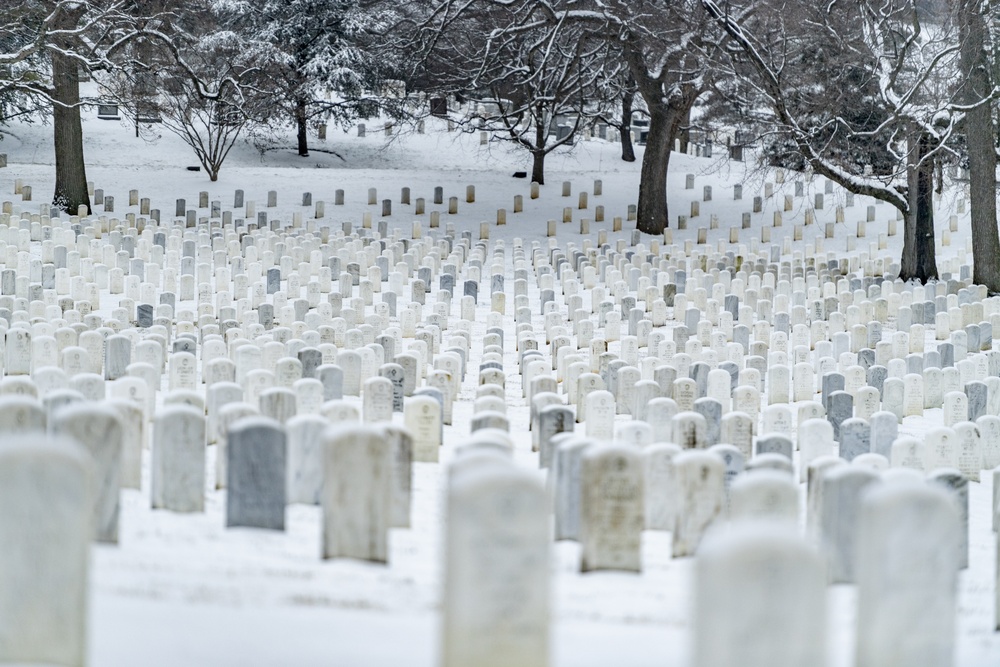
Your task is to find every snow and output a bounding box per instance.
[1,96,998,666]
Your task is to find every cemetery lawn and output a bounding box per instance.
[2,101,998,666]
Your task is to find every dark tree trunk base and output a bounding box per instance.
[296,98,309,157]
[531,152,545,186]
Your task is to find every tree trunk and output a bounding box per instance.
[959,0,1000,291]
[901,131,938,283]
[531,151,545,185]
[51,51,90,213]
[636,104,673,234]
[530,111,546,185]
[620,91,636,163]
[296,97,309,156]
[677,103,691,155]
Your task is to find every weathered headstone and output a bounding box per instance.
[322,425,392,562]
[672,450,725,557]
[580,444,643,572]
[151,405,206,512]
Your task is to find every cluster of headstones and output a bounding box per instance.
[0,167,996,667]
[451,235,1000,665]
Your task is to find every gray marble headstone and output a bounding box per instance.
[965,381,988,422]
[869,411,898,458]
[694,397,722,446]
[821,372,846,411]
[827,391,854,442]
[839,418,872,461]
[867,365,888,398]
[756,434,793,460]
[226,416,286,531]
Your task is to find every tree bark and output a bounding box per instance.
[295,97,309,156]
[620,91,636,162]
[901,131,938,283]
[531,151,545,185]
[51,49,90,213]
[529,111,547,185]
[958,0,1000,292]
[636,104,673,234]
[677,103,691,155]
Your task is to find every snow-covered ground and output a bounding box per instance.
[1,100,998,666]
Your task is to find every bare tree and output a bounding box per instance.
[412,0,716,230]
[530,1,721,235]
[414,1,614,184]
[702,0,979,283]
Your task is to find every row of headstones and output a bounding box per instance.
[9,170,609,237]
[0,420,443,666]
[537,381,1000,473]
[1,187,936,334]
[0,214,488,309]
[0,219,992,470]
[1,206,976,408]
[0,223,542,357]
[1,416,988,666]
[441,436,991,667]
[0,390,446,532]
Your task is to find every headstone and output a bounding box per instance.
[673,450,725,557]
[285,415,328,505]
[151,405,206,512]
[855,483,960,667]
[580,444,643,572]
[928,469,969,570]
[322,425,392,562]
[0,436,93,667]
[51,404,123,543]
[819,466,880,583]
[694,523,826,667]
[729,471,798,524]
[226,417,286,530]
[405,396,443,462]
[442,465,549,667]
